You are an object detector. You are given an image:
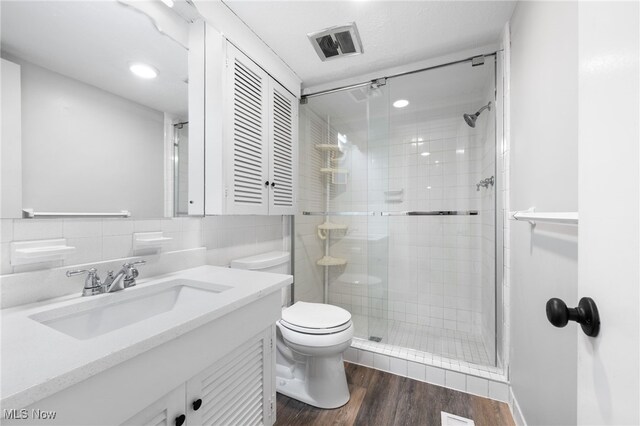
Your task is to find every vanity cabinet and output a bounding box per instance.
[124,328,274,426]
[8,288,282,426]
[204,25,298,216]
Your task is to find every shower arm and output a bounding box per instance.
[475,102,492,116]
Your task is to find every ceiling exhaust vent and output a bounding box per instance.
[308,22,363,62]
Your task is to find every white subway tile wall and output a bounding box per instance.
[297,92,498,367]
[0,216,287,276]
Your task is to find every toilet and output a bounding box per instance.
[230,251,354,409]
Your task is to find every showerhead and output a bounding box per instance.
[463,113,477,128]
[463,101,492,128]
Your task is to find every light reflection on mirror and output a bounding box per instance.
[0,0,193,218]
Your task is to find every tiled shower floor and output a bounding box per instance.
[351,314,493,366]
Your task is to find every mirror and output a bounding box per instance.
[0,0,198,218]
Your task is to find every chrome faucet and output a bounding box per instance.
[103,261,146,292]
[476,176,495,191]
[66,260,146,296]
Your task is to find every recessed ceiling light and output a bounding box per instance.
[393,99,409,108]
[160,0,174,7]
[420,152,430,157]
[456,149,465,154]
[129,63,158,79]
[435,160,440,164]
[427,186,432,190]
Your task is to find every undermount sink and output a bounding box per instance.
[30,279,230,340]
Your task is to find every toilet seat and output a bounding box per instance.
[281,302,351,335]
[279,319,352,335]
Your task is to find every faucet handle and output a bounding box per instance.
[67,268,104,296]
[66,267,97,278]
[123,260,145,288]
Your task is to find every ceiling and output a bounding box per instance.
[1,1,188,116]
[223,0,516,89]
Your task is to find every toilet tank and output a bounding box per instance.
[230,251,290,275]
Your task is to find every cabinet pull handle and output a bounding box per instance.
[271,181,276,188]
[175,414,186,426]
[192,398,203,411]
[264,180,270,187]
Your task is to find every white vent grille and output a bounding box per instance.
[271,88,294,207]
[232,58,265,205]
[200,340,264,426]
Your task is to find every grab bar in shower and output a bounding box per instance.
[511,208,578,225]
[302,211,377,216]
[22,209,132,218]
[381,210,479,216]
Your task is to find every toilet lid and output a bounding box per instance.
[281,302,351,331]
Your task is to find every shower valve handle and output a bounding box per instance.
[546,297,600,337]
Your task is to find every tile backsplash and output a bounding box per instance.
[0,215,289,307]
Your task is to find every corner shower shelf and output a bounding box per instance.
[320,168,349,174]
[10,239,76,266]
[317,256,347,266]
[317,222,348,231]
[315,144,342,152]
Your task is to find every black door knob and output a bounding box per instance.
[546,297,600,337]
[271,181,276,188]
[192,399,202,411]
[265,180,270,186]
[175,414,186,426]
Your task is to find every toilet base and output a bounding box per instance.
[276,353,350,409]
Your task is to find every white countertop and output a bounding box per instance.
[1,265,292,409]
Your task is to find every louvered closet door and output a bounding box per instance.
[267,80,298,215]
[185,329,273,426]
[226,44,270,215]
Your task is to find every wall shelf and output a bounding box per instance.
[10,239,76,266]
[133,232,173,252]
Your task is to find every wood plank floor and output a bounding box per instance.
[275,362,515,426]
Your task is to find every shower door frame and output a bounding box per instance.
[295,49,506,373]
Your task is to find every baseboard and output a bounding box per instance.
[509,386,527,426]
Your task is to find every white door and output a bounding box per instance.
[577,2,639,424]
[121,384,186,426]
[225,43,270,215]
[267,79,298,215]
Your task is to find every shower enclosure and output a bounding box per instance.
[295,55,501,369]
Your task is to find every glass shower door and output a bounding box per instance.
[295,84,390,344]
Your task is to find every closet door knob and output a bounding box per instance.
[192,399,202,411]
[271,181,276,188]
[265,180,270,187]
[175,414,186,426]
[546,297,600,337]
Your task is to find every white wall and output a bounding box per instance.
[0,59,22,218]
[508,2,579,425]
[13,57,165,218]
